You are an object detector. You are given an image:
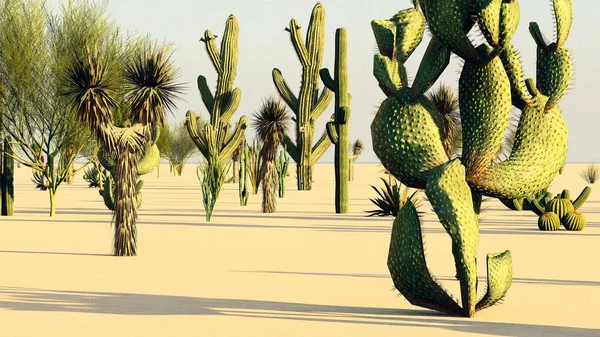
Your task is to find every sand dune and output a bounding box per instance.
[0,163,598,336]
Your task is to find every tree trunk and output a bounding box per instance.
[1,138,14,216]
[49,188,56,217]
[66,163,75,184]
[262,160,277,213]
[113,149,138,256]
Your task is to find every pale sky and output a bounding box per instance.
[48,0,600,163]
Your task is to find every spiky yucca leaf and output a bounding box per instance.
[579,164,599,184]
[124,42,183,125]
[426,84,462,158]
[83,165,100,187]
[367,178,422,216]
[352,139,364,157]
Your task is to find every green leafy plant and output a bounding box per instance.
[198,155,229,222]
[83,164,100,188]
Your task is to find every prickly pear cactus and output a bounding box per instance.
[372,0,573,317]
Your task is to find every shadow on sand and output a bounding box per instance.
[0,286,597,337]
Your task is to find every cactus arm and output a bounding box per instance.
[310,87,333,120]
[320,68,335,91]
[530,198,546,216]
[218,116,248,167]
[185,110,210,160]
[499,44,535,110]
[411,37,450,98]
[305,3,326,67]
[561,189,570,199]
[373,55,406,95]
[473,0,503,47]
[572,186,591,210]
[425,160,481,317]
[371,19,396,59]
[326,119,338,144]
[388,201,463,315]
[529,23,549,51]
[283,135,299,163]
[392,7,426,63]
[272,68,299,114]
[219,88,242,122]
[286,19,309,67]
[553,0,572,48]
[197,75,214,115]
[310,129,332,166]
[201,30,223,74]
[476,251,513,311]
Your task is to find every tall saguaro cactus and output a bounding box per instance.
[372,0,573,317]
[320,28,350,213]
[186,15,248,168]
[273,2,333,191]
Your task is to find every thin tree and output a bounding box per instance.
[253,98,290,213]
[157,120,197,176]
[64,41,182,256]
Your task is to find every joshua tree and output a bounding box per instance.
[348,139,363,181]
[372,0,573,317]
[64,41,182,256]
[253,98,290,213]
[273,2,333,190]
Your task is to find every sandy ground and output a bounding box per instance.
[0,162,598,336]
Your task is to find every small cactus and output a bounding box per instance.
[538,212,560,231]
[561,211,586,231]
[545,198,574,219]
[275,147,290,198]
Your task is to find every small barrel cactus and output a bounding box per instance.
[562,211,586,231]
[538,212,560,231]
[545,198,574,219]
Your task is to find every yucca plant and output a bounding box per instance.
[247,140,263,194]
[32,171,49,191]
[580,164,600,184]
[83,164,100,187]
[426,84,462,158]
[349,139,363,181]
[64,41,182,256]
[366,178,422,217]
[253,97,291,213]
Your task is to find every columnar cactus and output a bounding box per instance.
[321,27,350,213]
[273,2,333,191]
[239,139,249,206]
[275,147,290,198]
[186,15,248,168]
[373,0,573,317]
[1,138,14,216]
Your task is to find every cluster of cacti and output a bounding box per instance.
[238,140,249,206]
[372,0,573,317]
[531,188,590,231]
[321,28,350,214]
[275,147,290,198]
[273,3,333,191]
[185,15,247,170]
[1,138,14,216]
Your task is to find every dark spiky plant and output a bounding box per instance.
[579,164,599,184]
[64,42,182,256]
[247,140,263,194]
[366,178,422,217]
[349,139,363,181]
[253,97,291,213]
[426,84,462,158]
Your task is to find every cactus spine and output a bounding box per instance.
[275,147,290,198]
[1,138,14,216]
[320,27,350,213]
[273,2,333,191]
[186,15,248,168]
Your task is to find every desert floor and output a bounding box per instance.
[0,163,598,336]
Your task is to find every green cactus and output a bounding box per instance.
[572,186,591,210]
[238,140,249,206]
[1,138,14,216]
[545,197,574,219]
[561,211,586,231]
[538,212,560,231]
[275,147,290,199]
[273,2,333,191]
[373,0,573,317]
[186,15,248,169]
[320,27,350,213]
